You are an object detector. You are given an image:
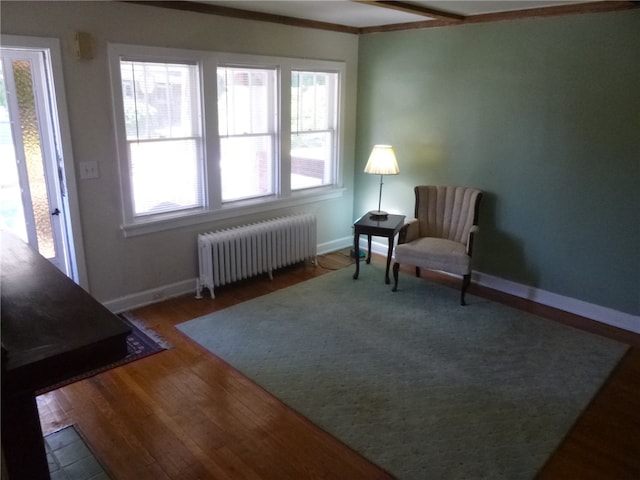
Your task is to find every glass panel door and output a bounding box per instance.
[1,49,70,275]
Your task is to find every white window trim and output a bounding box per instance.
[108,44,346,237]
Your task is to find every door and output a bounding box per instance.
[0,48,73,276]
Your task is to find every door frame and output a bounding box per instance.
[2,34,89,290]
[2,48,70,274]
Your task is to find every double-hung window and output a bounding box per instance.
[291,70,338,190]
[109,44,344,236]
[218,66,277,202]
[119,58,203,218]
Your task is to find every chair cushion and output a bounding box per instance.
[394,237,471,276]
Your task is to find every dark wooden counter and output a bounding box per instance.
[1,231,130,479]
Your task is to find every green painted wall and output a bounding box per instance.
[356,10,639,316]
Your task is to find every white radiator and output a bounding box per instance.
[197,213,317,298]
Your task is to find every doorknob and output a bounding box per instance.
[51,208,61,216]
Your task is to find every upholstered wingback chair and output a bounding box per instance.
[392,186,482,305]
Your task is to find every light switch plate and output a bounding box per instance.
[79,160,99,179]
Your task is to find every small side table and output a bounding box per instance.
[353,213,405,284]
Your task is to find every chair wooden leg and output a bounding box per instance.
[415,266,420,278]
[461,274,471,305]
[392,262,400,291]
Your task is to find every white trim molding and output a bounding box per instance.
[472,272,639,334]
[365,238,639,334]
[106,237,639,335]
[318,235,352,255]
[103,279,195,313]
[103,236,355,312]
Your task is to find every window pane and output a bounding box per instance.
[120,59,203,218]
[120,60,199,140]
[13,60,55,257]
[129,139,202,216]
[291,132,332,189]
[291,71,338,190]
[218,66,276,202]
[0,64,26,241]
[291,71,336,132]
[218,67,275,136]
[220,135,274,202]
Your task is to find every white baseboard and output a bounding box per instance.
[473,272,639,334]
[318,236,352,255]
[366,238,639,334]
[105,238,354,312]
[104,238,639,335]
[103,278,196,313]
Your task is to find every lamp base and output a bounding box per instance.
[368,210,389,220]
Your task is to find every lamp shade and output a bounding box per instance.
[364,145,400,175]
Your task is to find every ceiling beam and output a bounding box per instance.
[355,1,464,22]
[463,0,639,25]
[124,1,360,35]
[359,1,639,33]
[125,1,640,35]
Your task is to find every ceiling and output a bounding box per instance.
[165,1,635,33]
[199,1,589,27]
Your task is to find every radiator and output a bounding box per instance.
[197,213,317,298]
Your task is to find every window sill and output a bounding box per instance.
[120,186,346,238]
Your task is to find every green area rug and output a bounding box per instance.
[177,264,627,479]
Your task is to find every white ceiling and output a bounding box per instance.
[199,1,598,28]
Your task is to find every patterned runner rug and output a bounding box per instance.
[37,312,170,395]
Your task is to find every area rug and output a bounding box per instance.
[176,264,628,479]
[37,312,170,395]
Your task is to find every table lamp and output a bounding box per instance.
[363,145,399,220]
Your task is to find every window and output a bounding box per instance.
[109,44,344,235]
[218,66,277,202]
[120,60,203,217]
[291,71,338,190]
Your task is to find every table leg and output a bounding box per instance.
[353,232,360,279]
[385,235,395,284]
[1,392,50,479]
[366,235,372,264]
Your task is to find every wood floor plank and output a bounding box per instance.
[37,250,639,479]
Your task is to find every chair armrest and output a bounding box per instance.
[398,218,419,244]
[466,225,479,255]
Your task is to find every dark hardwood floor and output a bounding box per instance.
[37,250,640,479]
